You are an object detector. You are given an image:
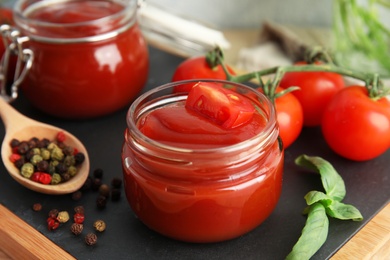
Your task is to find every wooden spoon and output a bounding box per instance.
[0,97,90,195]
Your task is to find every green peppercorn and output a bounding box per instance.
[30,154,43,165]
[40,148,51,160]
[51,173,62,184]
[20,163,35,178]
[62,146,74,156]
[63,155,75,167]
[51,146,64,161]
[67,166,77,177]
[47,142,57,151]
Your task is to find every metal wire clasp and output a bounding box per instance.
[0,24,33,103]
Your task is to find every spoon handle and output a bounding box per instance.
[0,96,33,131]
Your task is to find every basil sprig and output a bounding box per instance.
[286,155,363,260]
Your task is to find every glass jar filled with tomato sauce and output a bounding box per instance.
[12,0,148,118]
[122,80,284,243]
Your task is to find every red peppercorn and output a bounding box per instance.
[38,173,52,184]
[56,131,66,143]
[31,172,42,183]
[74,213,85,224]
[9,153,21,163]
[47,217,60,230]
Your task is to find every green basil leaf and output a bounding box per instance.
[304,191,333,207]
[286,203,329,260]
[295,155,346,201]
[325,200,364,221]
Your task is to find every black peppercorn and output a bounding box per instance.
[10,138,20,148]
[74,152,85,165]
[93,168,103,179]
[74,205,85,214]
[36,160,49,172]
[91,178,102,191]
[111,177,122,188]
[111,188,121,202]
[48,209,59,218]
[14,157,25,169]
[85,233,97,246]
[17,141,30,154]
[96,195,107,209]
[32,203,42,212]
[71,223,83,236]
[56,162,68,174]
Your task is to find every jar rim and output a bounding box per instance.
[127,79,278,154]
[13,0,138,43]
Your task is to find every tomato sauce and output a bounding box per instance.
[14,0,149,118]
[122,82,284,243]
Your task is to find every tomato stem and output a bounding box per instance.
[210,47,390,101]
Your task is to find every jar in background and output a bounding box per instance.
[12,0,149,118]
[122,80,284,243]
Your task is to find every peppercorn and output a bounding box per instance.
[36,160,49,172]
[47,217,60,231]
[31,172,42,182]
[51,146,64,161]
[93,220,106,232]
[14,157,25,169]
[17,141,29,154]
[61,173,71,182]
[74,152,85,165]
[111,177,122,188]
[67,166,77,177]
[32,203,42,212]
[93,168,103,179]
[51,173,62,184]
[74,212,85,224]
[62,145,74,156]
[28,137,39,148]
[20,163,34,178]
[57,211,70,223]
[85,233,97,246]
[40,148,51,160]
[111,188,121,202]
[96,195,107,209]
[48,209,59,218]
[10,138,20,148]
[72,190,82,201]
[71,223,83,235]
[30,154,43,166]
[56,131,66,143]
[99,184,110,198]
[91,178,102,191]
[74,205,85,214]
[39,173,52,184]
[55,162,68,174]
[37,138,50,148]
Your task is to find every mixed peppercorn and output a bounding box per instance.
[9,131,85,185]
[32,168,121,246]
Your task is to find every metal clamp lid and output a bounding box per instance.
[0,24,33,102]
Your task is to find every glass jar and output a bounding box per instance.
[122,80,284,243]
[11,0,149,118]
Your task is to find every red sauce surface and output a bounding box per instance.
[137,102,267,148]
[122,99,284,243]
[19,0,149,118]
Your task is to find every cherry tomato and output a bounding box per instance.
[186,82,255,129]
[172,56,235,92]
[279,62,345,126]
[247,87,303,149]
[321,86,390,161]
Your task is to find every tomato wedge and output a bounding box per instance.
[185,82,255,129]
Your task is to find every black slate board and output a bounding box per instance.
[1,46,389,260]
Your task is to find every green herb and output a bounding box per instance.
[286,155,363,260]
[333,0,390,77]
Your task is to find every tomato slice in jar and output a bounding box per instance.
[185,82,255,129]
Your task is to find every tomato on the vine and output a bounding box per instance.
[321,85,390,161]
[247,86,303,149]
[172,56,235,92]
[279,62,345,126]
[186,82,255,129]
